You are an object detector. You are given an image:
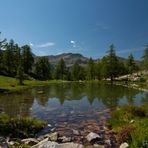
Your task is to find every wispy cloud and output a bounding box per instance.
[70,40,76,48]
[29,42,55,48]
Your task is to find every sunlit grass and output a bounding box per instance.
[108,104,148,147]
[0,75,68,92]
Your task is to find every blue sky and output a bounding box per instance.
[0,0,148,59]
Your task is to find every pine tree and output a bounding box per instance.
[102,44,120,81]
[87,58,95,80]
[54,58,66,80]
[22,45,34,74]
[125,53,137,74]
[34,57,52,80]
[142,45,148,70]
[16,62,24,85]
[3,39,15,75]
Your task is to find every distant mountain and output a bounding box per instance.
[36,53,140,67]
[36,53,90,67]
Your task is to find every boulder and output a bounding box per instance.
[21,138,39,146]
[58,136,72,143]
[49,132,58,141]
[119,142,129,148]
[86,132,101,143]
[72,129,80,135]
[38,141,83,148]
[0,137,9,148]
[43,132,58,141]
[31,138,49,148]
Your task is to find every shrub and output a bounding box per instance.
[0,114,47,138]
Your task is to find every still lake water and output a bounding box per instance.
[0,82,148,139]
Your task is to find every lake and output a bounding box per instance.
[0,82,147,143]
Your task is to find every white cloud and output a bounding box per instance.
[29,42,55,48]
[70,40,76,48]
[29,42,34,47]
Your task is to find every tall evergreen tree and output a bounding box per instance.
[125,53,137,74]
[54,58,66,80]
[71,63,85,81]
[22,45,34,74]
[34,57,52,80]
[96,60,102,80]
[13,44,21,74]
[0,32,7,74]
[102,44,120,81]
[3,39,15,75]
[142,44,148,70]
[16,62,24,85]
[87,58,95,80]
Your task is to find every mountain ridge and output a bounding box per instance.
[36,52,140,67]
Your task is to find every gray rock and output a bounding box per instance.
[51,128,56,132]
[72,129,80,135]
[37,136,44,142]
[7,141,16,146]
[119,142,129,148]
[21,138,39,146]
[39,141,83,148]
[48,132,58,141]
[31,138,49,148]
[0,137,9,148]
[47,124,52,127]
[105,139,111,145]
[58,136,71,143]
[86,132,101,142]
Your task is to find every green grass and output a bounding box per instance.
[0,75,69,93]
[0,113,47,138]
[108,104,148,148]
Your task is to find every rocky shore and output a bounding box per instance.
[0,130,118,148]
[0,108,130,148]
[0,129,130,148]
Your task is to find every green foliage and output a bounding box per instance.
[71,63,86,80]
[101,44,123,81]
[54,58,66,80]
[86,58,95,80]
[0,114,46,138]
[22,45,34,74]
[34,57,52,80]
[16,63,24,85]
[125,54,138,74]
[109,104,148,147]
[142,44,148,70]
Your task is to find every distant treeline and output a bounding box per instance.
[0,32,148,84]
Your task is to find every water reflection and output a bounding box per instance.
[0,82,147,118]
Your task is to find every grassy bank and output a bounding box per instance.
[0,114,47,138]
[108,103,148,147]
[0,75,69,93]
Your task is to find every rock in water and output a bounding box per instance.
[86,132,101,143]
[119,142,129,148]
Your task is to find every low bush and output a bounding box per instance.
[0,114,47,138]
